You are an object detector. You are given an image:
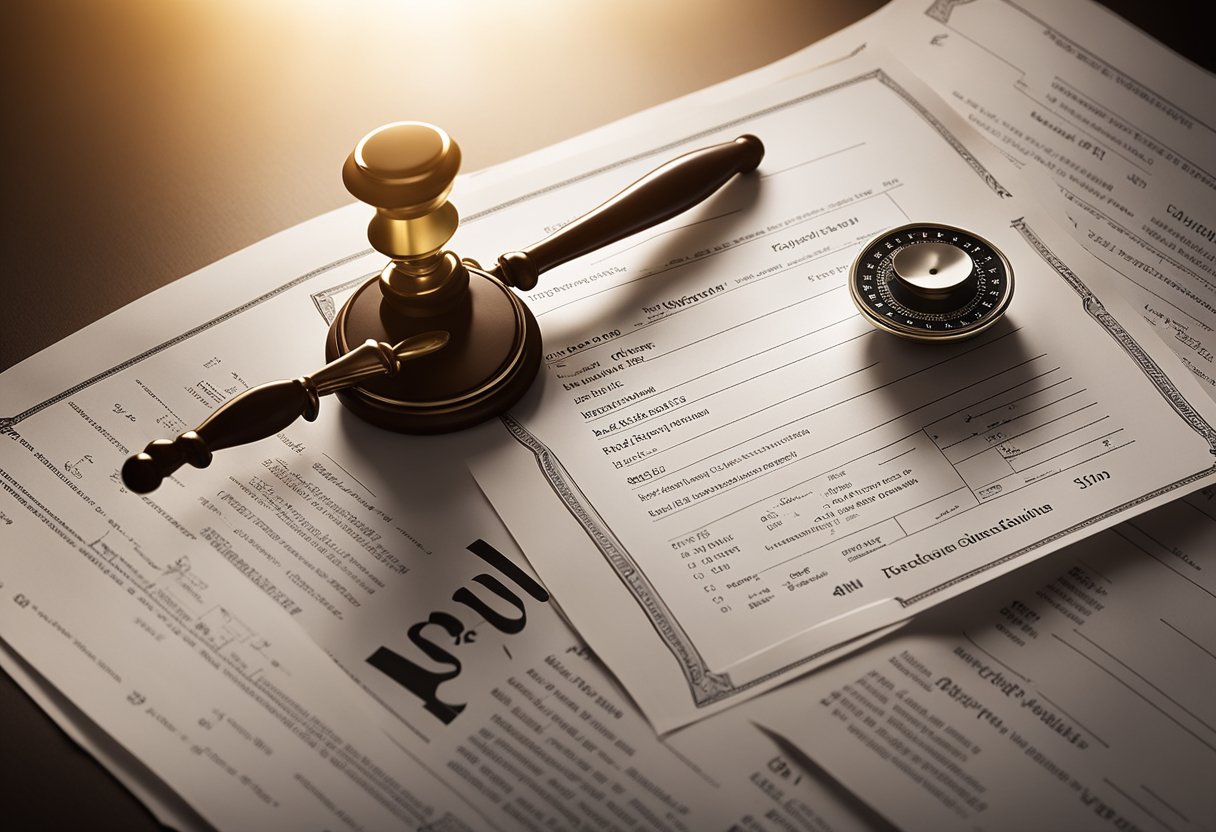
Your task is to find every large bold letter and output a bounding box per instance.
[455,539,549,635]
[453,574,530,634]
[366,611,467,724]
[465,538,549,601]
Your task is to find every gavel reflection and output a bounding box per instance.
[122,123,764,493]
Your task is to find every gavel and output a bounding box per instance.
[122,123,764,493]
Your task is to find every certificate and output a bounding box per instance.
[468,52,1216,730]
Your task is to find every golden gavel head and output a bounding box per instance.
[326,122,542,433]
[343,122,471,318]
[343,121,461,215]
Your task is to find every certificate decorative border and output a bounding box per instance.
[497,70,1015,707]
[499,81,1216,707]
[499,414,737,704]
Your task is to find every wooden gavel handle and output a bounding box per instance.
[490,134,764,291]
[121,380,317,494]
[121,333,447,493]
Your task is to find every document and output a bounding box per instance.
[751,489,1216,831]
[846,0,1216,396]
[0,430,487,830]
[0,192,874,829]
[467,52,1216,731]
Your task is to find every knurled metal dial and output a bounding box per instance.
[849,223,1014,342]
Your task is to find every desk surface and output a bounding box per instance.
[0,1,1208,828]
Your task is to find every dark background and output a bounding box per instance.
[0,1,1210,828]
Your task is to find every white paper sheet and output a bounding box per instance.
[750,488,1216,830]
[467,51,1216,731]
[829,0,1216,397]
[0,446,489,829]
